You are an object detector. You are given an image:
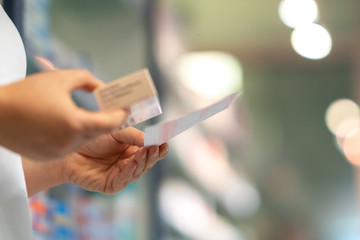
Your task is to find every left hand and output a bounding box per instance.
[0,70,129,160]
[61,127,168,194]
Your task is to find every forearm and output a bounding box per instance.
[21,156,66,197]
[0,85,11,149]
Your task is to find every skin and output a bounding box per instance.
[22,128,168,197]
[0,69,168,196]
[0,69,129,161]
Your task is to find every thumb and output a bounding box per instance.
[80,108,130,137]
[63,69,103,92]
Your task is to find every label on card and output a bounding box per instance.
[94,69,162,128]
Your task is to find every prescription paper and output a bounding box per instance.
[144,92,240,146]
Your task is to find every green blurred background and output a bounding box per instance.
[19,0,360,239]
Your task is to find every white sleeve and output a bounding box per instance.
[0,5,33,240]
[0,4,26,85]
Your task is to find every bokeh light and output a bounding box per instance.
[291,23,332,60]
[343,130,360,166]
[158,179,245,240]
[325,99,360,138]
[279,0,318,28]
[173,129,260,219]
[334,136,345,154]
[158,179,213,237]
[222,179,261,218]
[174,51,243,98]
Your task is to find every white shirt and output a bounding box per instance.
[0,5,33,239]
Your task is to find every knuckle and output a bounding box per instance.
[77,69,92,78]
[122,181,130,189]
[104,189,115,195]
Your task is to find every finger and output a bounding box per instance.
[132,147,147,180]
[61,69,103,92]
[159,143,169,160]
[144,143,168,172]
[80,108,129,137]
[112,127,144,147]
[120,145,140,159]
[143,146,159,172]
[112,159,137,193]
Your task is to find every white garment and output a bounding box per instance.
[0,5,33,240]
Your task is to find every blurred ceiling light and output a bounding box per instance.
[291,23,332,60]
[158,180,245,240]
[325,99,360,138]
[174,51,243,99]
[279,0,318,28]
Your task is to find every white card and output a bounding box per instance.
[144,92,240,146]
[94,69,162,129]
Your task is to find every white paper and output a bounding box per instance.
[144,92,240,146]
[0,5,34,240]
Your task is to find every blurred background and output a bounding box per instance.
[5,0,360,239]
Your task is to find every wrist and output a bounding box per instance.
[0,85,10,113]
[0,85,6,105]
[60,154,76,184]
[0,86,9,146]
[44,159,67,186]
[22,157,67,197]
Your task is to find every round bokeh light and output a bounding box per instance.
[279,0,318,28]
[325,99,360,138]
[291,23,332,60]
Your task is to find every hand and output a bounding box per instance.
[0,69,128,160]
[61,127,168,194]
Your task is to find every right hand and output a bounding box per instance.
[62,127,168,194]
[0,69,129,160]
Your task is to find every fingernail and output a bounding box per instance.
[150,146,159,158]
[159,144,169,159]
[159,151,167,159]
[160,142,168,149]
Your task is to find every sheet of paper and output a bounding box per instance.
[144,92,240,146]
